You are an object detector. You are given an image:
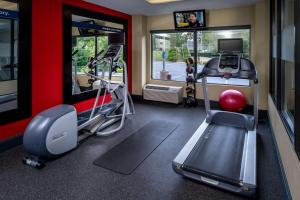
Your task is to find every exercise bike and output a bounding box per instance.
[22,44,134,169]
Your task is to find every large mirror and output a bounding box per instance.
[71,15,125,95]
[0,0,31,125]
[63,6,128,104]
[0,0,18,113]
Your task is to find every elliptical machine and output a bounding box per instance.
[23,44,134,169]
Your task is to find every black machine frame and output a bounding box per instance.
[63,5,128,104]
[0,0,32,125]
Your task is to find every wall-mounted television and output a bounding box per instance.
[173,10,206,29]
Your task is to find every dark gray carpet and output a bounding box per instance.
[0,101,287,200]
[94,120,178,175]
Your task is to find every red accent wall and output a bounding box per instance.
[0,0,132,141]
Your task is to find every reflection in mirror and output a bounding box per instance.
[0,0,18,113]
[71,15,125,95]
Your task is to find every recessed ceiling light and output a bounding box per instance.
[146,0,183,4]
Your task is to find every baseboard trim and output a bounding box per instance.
[0,97,268,152]
[0,134,23,153]
[131,94,144,102]
[267,113,293,200]
[132,94,268,121]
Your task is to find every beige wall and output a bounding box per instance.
[132,15,147,95]
[253,0,270,110]
[132,1,270,110]
[268,95,300,200]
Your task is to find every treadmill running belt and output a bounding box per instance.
[183,124,246,185]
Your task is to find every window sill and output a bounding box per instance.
[150,78,251,87]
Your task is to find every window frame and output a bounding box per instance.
[0,0,32,125]
[150,25,252,86]
[294,0,300,158]
[269,0,277,101]
[279,0,294,140]
[270,0,300,159]
[63,5,128,104]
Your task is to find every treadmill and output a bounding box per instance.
[172,38,258,197]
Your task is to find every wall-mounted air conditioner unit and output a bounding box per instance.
[143,84,183,104]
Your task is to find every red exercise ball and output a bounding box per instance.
[219,89,246,112]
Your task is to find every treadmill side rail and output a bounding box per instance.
[173,121,209,167]
[242,129,257,188]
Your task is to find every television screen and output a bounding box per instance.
[218,38,243,53]
[174,10,206,29]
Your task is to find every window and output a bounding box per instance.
[63,5,128,104]
[197,28,250,86]
[270,0,280,102]
[270,0,300,158]
[151,31,194,81]
[151,26,251,86]
[281,0,295,132]
[295,0,300,157]
[0,0,31,125]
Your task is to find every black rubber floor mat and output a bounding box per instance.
[94,120,179,175]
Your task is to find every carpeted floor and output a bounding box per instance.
[0,101,287,200]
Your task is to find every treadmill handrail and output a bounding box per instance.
[197,57,258,81]
[198,57,259,128]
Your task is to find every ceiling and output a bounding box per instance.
[85,0,261,16]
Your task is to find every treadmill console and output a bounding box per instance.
[217,38,243,74]
[218,53,241,74]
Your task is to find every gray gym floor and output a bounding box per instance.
[0,101,287,200]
